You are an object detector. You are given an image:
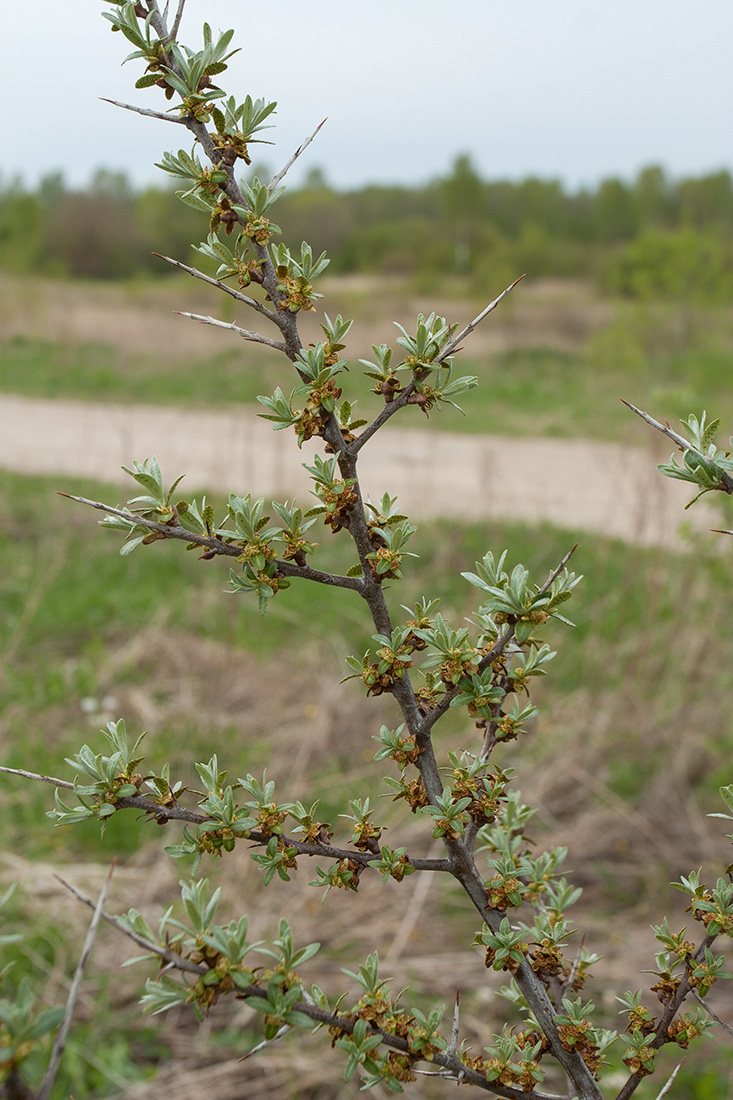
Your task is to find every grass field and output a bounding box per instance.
[2,465,733,1096]
[2,273,733,443]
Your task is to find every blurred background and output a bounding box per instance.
[1,2,733,1097]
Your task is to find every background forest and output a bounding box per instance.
[2,159,733,298]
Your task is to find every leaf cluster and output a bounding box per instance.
[657,411,733,506]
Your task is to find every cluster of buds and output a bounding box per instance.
[276,270,319,312]
[313,857,363,894]
[464,1029,546,1093]
[211,130,252,166]
[665,1013,706,1048]
[303,454,358,533]
[209,194,239,236]
[386,775,430,814]
[320,481,358,533]
[529,938,566,981]
[348,642,414,698]
[556,1018,603,1076]
[328,956,446,1091]
[344,798,383,856]
[242,214,275,245]
[449,762,508,828]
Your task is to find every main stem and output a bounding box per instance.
[139,11,603,1092]
[336,447,602,1099]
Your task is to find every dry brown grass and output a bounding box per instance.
[4,621,731,1098]
[0,272,612,364]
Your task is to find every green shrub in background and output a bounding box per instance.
[607,229,733,303]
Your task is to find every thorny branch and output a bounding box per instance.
[56,872,573,1100]
[169,0,186,40]
[56,876,206,977]
[349,379,424,456]
[613,935,719,1100]
[152,253,279,320]
[268,118,328,193]
[439,273,526,361]
[621,400,691,451]
[690,990,733,1035]
[0,765,74,790]
[419,545,577,740]
[13,765,451,874]
[100,97,188,124]
[622,399,733,493]
[336,508,598,1095]
[351,274,527,456]
[138,0,302,355]
[652,1061,685,1100]
[173,311,287,351]
[57,494,365,593]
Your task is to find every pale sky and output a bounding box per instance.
[3,0,732,192]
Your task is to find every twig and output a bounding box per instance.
[231,992,564,1100]
[565,934,585,992]
[37,865,114,1100]
[57,493,243,557]
[538,542,578,595]
[173,311,287,351]
[58,862,544,1094]
[623,399,733,494]
[690,988,733,1035]
[131,0,303,351]
[438,274,526,361]
[58,492,367,592]
[0,765,74,790]
[350,380,420,455]
[614,934,717,1100]
[448,988,460,1057]
[152,253,279,321]
[238,1024,290,1061]
[421,544,578,739]
[11,761,449,872]
[56,866,560,1100]
[412,1068,462,1080]
[477,699,505,763]
[621,400,692,451]
[711,528,733,537]
[55,875,206,976]
[170,0,186,39]
[269,118,328,192]
[652,1059,685,1099]
[99,97,187,125]
[56,871,548,1098]
[351,275,525,456]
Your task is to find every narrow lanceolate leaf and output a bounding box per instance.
[176,188,217,212]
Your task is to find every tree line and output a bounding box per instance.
[2,158,733,299]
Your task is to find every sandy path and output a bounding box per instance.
[0,393,716,547]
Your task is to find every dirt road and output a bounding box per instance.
[0,393,716,547]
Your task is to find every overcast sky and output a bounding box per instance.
[3,1,732,192]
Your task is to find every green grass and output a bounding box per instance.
[2,290,733,442]
[3,467,733,1097]
[0,333,283,408]
[3,466,733,850]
